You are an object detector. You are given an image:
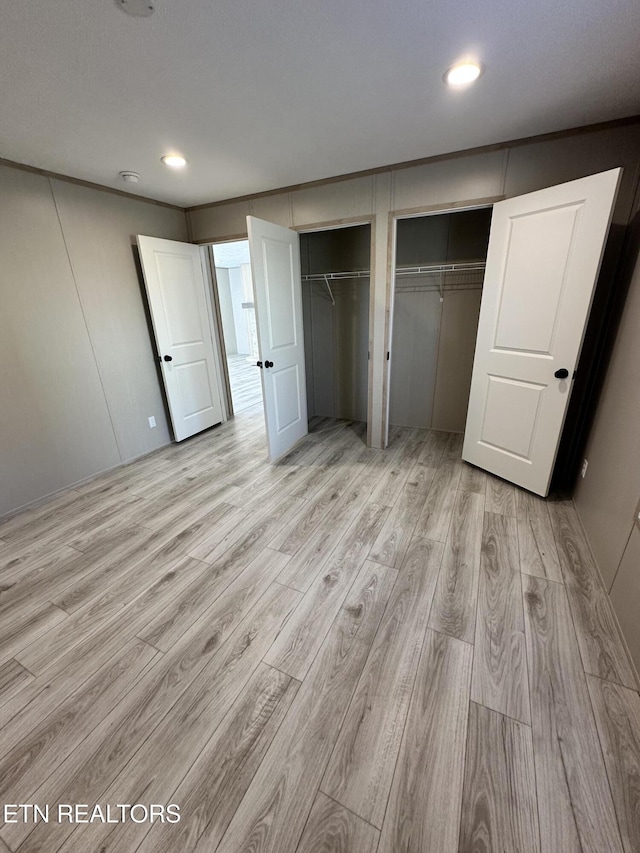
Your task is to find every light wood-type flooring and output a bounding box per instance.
[1,410,639,853]
[227,354,263,413]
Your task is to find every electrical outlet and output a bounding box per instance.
[580,458,588,478]
[148,416,156,428]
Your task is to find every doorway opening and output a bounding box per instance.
[300,223,372,439]
[387,206,492,442]
[210,240,264,416]
[208,221,373,458]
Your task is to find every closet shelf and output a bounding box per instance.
[396,261,486,276]
[301,270,370,282]
[301,261,485,282]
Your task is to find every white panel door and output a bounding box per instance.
[463,168,621,496]
[137,235,223,442]
[247,216,308,460]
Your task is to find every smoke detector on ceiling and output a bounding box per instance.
[117,0,154,17]
[119,171,140,184]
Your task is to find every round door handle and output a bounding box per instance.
[163,355,173,362]
[264,360,274,368]
[256,361,263,368]
[554,368,569,379]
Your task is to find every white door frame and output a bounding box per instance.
[201,218,376,446]
[200,245,232,421]
[383,197,503,447]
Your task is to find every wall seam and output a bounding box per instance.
[48,178,124,462]
[609,523,636,592]
[501,146,510,196]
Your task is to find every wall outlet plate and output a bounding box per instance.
[148,416,156,428]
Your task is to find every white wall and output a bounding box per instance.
[189,122,640,448]
[215,267,237,354]
[0,165,188,518]
[228,267,250,354]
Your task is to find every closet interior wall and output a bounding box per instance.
[300,225,371,423]
[389,208,492,433]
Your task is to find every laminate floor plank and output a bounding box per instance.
[0,542,79,585]
[459,461,487,495]
[1,414,638,853]
[264,504,389,680]
[268,468,355,556]
[295,793,380,853]
[416,429,450,467]
[215,562,395,853]
[444,431,464,457]
[428,489,484,644]
[0,526,159,627]
[17,553,208,675]
[0,488,84,541]
[50,523,205,617]
[137,664,299,853]
[57,599,300,853]
[0,545,92,615]
[321,539,443,826]
[414,456,463,542]
[377,628,473,853]
[523,574,624,853]
[0,660,34,711]
[289,440,363,502]
[459,702,540,853]
[139,547,290,652]
[4,557,206,726]
[549,501,638,689]
[0,602,68,667]
[368,436,424,508]
[485,474,517,517]
[188,493,304,565]
[123,477,239,534]
[587,675,640,853]
[471,512,531,725]
[274,474,379,592]
[9,583,302,853]
[516,490,562,583]
[368,462,435,569]
[0,638,158,804]
[2,490,141,550]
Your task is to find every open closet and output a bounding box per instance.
[300,224,371,425]
[389,207,492,433]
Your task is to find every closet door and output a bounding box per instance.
[463,168,621,496]
[247,216,308,461]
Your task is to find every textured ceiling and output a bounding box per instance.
[1,0,639,206]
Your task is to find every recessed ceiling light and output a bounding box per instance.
[161,154,187,169]
[444,61,484,87]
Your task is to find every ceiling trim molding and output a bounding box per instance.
[0,157,184,211]
[186,113,640,213]
[2,113,638,213]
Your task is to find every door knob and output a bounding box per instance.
[264,360,274,368]
[163,355,173,362]
[256,361,263,368]
[554,368,569,379]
